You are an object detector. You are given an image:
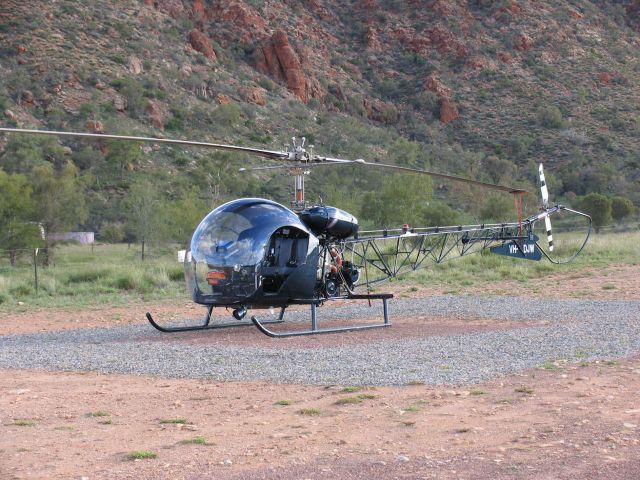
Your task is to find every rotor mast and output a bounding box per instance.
[288,137,311,211]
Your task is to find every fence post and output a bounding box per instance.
[33,248,39,296]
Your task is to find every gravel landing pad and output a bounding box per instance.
[1,296,639,386]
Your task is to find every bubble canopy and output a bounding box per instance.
[186,198,311,304]
[191,198,305,265]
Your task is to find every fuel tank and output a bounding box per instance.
[299,206,358,239]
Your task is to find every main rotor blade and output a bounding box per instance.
[316,156,527,194]
[0,128,289,160]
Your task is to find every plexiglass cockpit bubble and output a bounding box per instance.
[185,198,310,304]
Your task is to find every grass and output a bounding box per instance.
[0,243,186,311]
[540,359,562,371]
[515,386,535,395]
[86,410,109,417]
[126,450,157,460]
[341,386,361,393]
[470,389,487,396]
[0,232,637,311]
[274,399,293,406]
[298,408,320,416]
[54,425,75,431]
[180,436,211,445]
[7,419,35,427]
[335,394,376,405]
[403,399,429,412]
[159,417,190,424]
[399,231,640,292]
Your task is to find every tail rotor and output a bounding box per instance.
[538,164,554,252]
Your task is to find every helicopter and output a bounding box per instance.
[0,127,592,337]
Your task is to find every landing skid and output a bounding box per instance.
[146,306,285,333]
[251,294,392,338]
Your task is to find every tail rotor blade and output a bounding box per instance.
[538,164,554,251]
[538,163,549,208]
[544,214,554,252]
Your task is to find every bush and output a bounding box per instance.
[579,193,612,233]
[101,222,125,243]
[211,103,242,126]
[537,105,564,129]
[611,196,635,221]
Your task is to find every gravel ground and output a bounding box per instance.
[1,295,639,386]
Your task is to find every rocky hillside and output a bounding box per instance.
[0,0,638,232]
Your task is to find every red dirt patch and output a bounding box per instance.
[2,358,640,479]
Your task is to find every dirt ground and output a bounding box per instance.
[1,264,639,479]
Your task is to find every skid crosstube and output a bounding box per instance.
[147,306,285,333]
[251,294,392,338]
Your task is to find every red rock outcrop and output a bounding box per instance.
[424,74,452,99]
[513,32,533,52]
[497,51,513,63]
[357,0,379,11]
[423,74,460,124]
[221,3,268,32]
[255,29,308,102]
[365,22,381,50]
[364,98,398,124]
[597,72,613,85]
[429,26,468,57]
[192,0,205,19]
[188,29,217,60]
[20,90,35,105]
[148,0,184,18]
[85,120,104,133]
[128,56,143,75]
[439,98,459,124]
[145,99,168,130]
[238,86,267,106]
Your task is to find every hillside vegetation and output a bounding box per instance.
[0,0,638,250]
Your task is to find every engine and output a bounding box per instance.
[298,206,358,239]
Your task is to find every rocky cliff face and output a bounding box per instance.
[1,0,639,204]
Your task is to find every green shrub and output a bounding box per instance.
[9,283,32,297]
[167,265,185,282]
[611,196,635,220]
[579,193,612,233]
[211,103,242,126]
[537,105,564,129]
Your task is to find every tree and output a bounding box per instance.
[100,222,125,243]
[579,193,612,233]
[29,163,88,262]
[388,137,420,167]
[421,201,460,226]
[105,140,142,180]
[611,196,635,221]
[0,170,41,265]
[360,173,432,228]
[124,180,165,260]
[0,134,65,174]
[480,194,514,223]
[165,188,210,245]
